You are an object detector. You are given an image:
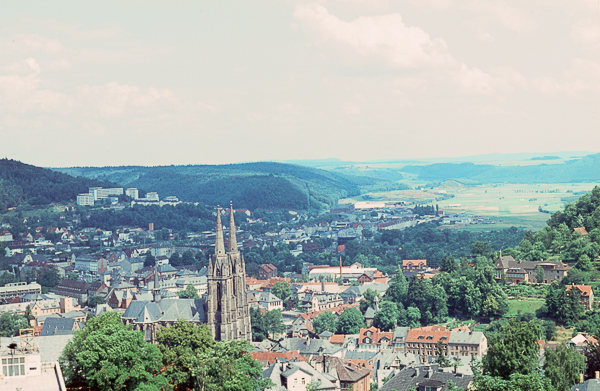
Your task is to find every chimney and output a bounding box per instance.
[306,337,311,347]
[340,256,343,280]
[321,276,325,293]
[581,374,584,383]
[454,365,458,374]
[324,355,331,373]
[596,371,599,379]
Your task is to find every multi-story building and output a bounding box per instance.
[89,187,124,201]
[76,193,94,206]
[494,255,568,283]
[447,331,487,358]
[406,326,450,363]
[258,263,277,280]
[53,280,91,304]
[358,326,394,352]
[402,259,427,275]
[0,282,42,300]
[125,188,139,199]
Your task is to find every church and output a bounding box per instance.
[122,204,252,342]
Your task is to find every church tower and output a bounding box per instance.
[206,204,252,341]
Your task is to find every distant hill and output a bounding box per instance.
[401,153,600,184]
[55,162,393,210]
[0,159,117,210]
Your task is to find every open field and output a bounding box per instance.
[506,299,545,317]
[340,182,598,231]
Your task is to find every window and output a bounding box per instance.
[302,378,306,385]
[294,379,298,385]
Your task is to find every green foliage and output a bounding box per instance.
[38,268,61,288]
[57,162,393,210]
[336,307,365,334]
[374,301,399,331]
[435,341,451,367]
[271,281,292,303]
[250,307,267,342]
[543,344,586,391]
[59,312,168,391]
[68,272,79,281]
[0,158,118,210]
[472,372,556,391]
[536,266,545,283]
[156,320,215,390]
[88,296,105,307]
[313,312,337,335]
[544,282,584,325]
[178,283,200,299]
[264,309,285,338]
[144,252,156,268]
[0,312,29,337]
[359,289,381,315]
[482,319,543,379]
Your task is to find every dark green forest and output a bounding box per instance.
[401,153,600,183]
[55,162,405,210]
[0,159,117,210]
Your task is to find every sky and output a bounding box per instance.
[1,1,599,167]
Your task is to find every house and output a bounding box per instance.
[340,286,363,304]
[301,242,324,254]
[566,285,595,311]
[358,327,394,352]
[262,360,338,391]
[277,338,343,357]
[405,326,451,363]
[494,255,568,283]
[300,292,343,313]
[312,355,372,391]
[380,365,472,391]
[52,280,90,304]
[392,327,410,352]
[39,317,81,336]
[257,292,284,311]
[250,350,307,368]
[0,231,13,242]
[258,264,278,280]
[447,331,487,359]
[402,259,427,275]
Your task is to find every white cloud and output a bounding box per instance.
[293,3,455,69]
[572,20,600,47]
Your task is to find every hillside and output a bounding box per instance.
[55,162,394,210]
[0,159,117,210]
[401,153,600,184]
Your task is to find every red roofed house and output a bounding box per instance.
[574,227,589,236]
[258,264,277,280]
[566,284,595,310]
[402,259,427,275]
[250,350,307,368]
[358,326,394,352]
[406,325,451,363]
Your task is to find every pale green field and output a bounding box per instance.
[341,182,598,231]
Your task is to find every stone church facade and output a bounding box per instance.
[122,204,251,342]
[206,204,252,341]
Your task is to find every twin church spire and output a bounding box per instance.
[207,203,251,342]
[214,203,239,256]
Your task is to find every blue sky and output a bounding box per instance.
[1,1,599,167]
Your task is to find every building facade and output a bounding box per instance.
[206,205,252,342]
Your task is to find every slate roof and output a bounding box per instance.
[40,317,80,336]
[121,298,206,324]
[277,338,342,356]
[393,326,410,340]
[573,378,600,391]
[380,364,472,391]
[448,331,484,345]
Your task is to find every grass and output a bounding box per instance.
[506,299,545,317]
[555,325,576,344]
[340,182,597,231]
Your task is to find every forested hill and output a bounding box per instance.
[402,153,600,183]
[55,162,392,210]
[0,159,117,210]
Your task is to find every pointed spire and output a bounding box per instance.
[228,202,238,253]
[215,205,226,256]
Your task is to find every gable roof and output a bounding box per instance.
[380,364,472,391]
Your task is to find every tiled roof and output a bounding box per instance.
[406,325,451,343]
[566,284,593,297]
[380,364,472,391]
[358,326,393,345]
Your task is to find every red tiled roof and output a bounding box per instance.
[358,326,393,345]
[402,259,427,267]
[566,284,593,297]
[574,227,589,236]
[250,350,307,365]
[330,334,346,345]
[406,325,450,343]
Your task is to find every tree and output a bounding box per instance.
[313,312,337,335]
[385,266,407,304]
[178,283,200,299]
[544,344,586,391]
[482,319,542,379]
[38,268,60,288]
[575,254,593,272]
[374,301,399,331]
[271,281,292,303]
[535,266,545,284]
[156,320,215,390]
[59,312,168,391]
[543,320,557,341]
[250,307,267,342]
[336,307,365,334]
[471,241,492,257]
[68,272,79,281]
[24,305,34,323]
[435,341,451,367]
[88,295,105,307]
[191,339,273,391]
[360,289,381,315]
[144,251,156,267]
[264,309,284,339]
[0,312,29,337]
[440,255,458,273]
